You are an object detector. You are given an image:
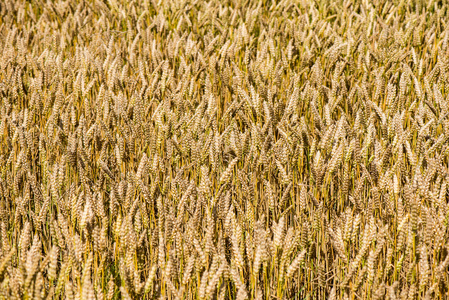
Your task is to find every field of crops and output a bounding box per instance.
[1,0,449,299]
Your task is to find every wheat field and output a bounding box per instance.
[1,0,449,299]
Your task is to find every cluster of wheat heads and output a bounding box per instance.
[1,0,449,299]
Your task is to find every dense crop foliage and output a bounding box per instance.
[1,0,449,299]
